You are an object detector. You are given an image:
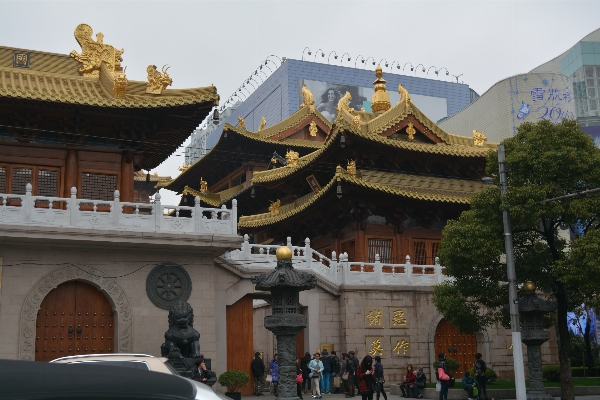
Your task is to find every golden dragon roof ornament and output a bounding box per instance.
[285,149,299,167]
[301,84,315,110]
[472,129,487,146]
[269,199,281,216]
[146,65,172,95]
[70,23,124,78]
[237,116,246,130]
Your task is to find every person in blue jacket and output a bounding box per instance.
[461,371,477,400]
[270,354,279,397]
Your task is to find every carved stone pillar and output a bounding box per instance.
[252,247,317,400]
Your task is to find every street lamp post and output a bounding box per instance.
[498,144,527,399]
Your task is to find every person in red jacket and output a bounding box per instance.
[400,365,416,398]
[356,355,375,400]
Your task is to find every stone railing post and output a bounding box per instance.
[231,199,238,234]
[242,234,251,259]
[405,255,412,285]
[331,251,338,284]
[194,196,201,233]
[154,192,162,231]
[24,183,33,223]
[374,254,383,284]
[304,237,311,268]
[435,257,443,283]
[113,190,120,227]
[69,187,77,227]
[340,252,349,284]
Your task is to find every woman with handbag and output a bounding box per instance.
[308,352,323,399]
[356,355,375,400]
[373,356,387,400]
[436,353,451,400]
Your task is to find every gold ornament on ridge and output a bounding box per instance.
[352,115,361,127]
[472,129,487,146]
[70,24,124,78]
[285,149,299,167]
[269,199,281,216]
[237,116,246,129]
[371,65,391,113]
[301,84,315,110]
[178,164,191,172]
[146,65,172,94]
[199,177,208,193]
[258,116,267,131]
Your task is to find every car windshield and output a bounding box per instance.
[66,360,151,370]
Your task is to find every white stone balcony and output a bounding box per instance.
[224,235,450,287]
[0,184,237,236]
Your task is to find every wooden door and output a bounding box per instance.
[226,295,254,395]
[434,319,477,376]
[35,281,114,362]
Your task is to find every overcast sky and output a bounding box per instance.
[2,0,599,205]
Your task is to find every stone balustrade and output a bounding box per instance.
[0,184,237,236]
[224,235,449,287]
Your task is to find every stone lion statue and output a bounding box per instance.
[160,300,201,359]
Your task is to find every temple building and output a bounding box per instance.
[166,66,559,383]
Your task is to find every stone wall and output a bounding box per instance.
[0,227,240,377]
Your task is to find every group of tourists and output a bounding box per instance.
[435,352,489,400]
[250,350,489,400]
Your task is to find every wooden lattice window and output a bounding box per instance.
[11,168,32,194]
[81,173,117,201]
[37,170,58,197]
[0,166,5,193]
[412,239,441,265]
[340,240,356,261]
[368,239,393,263]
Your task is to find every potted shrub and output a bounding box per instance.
[218,370,250,400]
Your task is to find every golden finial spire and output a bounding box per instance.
[371,65,390,113]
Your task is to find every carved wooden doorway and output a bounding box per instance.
[434,319,477,376]
[35,281,115,362]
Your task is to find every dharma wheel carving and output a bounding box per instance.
[146,263,192,309]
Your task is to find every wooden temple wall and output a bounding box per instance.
[0,144,134,201]
[311,223,443,264]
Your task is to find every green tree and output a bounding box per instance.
[432,120,600,400]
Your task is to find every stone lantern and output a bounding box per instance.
[519,282,557,400]
[251,247,317,400]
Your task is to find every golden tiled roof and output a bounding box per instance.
[252,106,331,138]
[0,46,219,108]
[251,121,494,185]
[238,166,488,228]
[133,171,172,182]
[182,183,247,207]
[224,123,324,148]
[340,96,497,149]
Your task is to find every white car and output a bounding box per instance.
[50,353,225,400]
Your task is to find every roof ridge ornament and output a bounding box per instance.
[301,84,315,110]
[70,23,124,78]
[309,121,318,137]
[146,65,173,95]
[406,122,416,140]
[371,65,390,113]
[237,116,246,130]
[472,129,487,146]
[258,117,267,131]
